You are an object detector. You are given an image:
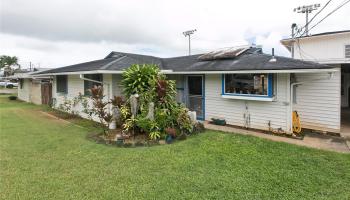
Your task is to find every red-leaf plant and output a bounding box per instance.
[156,79,167,102]
[89,85,113,135]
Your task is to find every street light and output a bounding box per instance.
[183,29,197,55]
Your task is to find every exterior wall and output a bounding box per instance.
[30,80,42,105]
[17,79,31,102]
[167,74,185,103]
[294,69,341,133]
[52,74,114,121]
[111,74,123,97]
[205,74,291,132]
[51,72,341,133]
[293,33,350,64]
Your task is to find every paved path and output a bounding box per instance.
[341,108,350,139]
[204,122,350,153]
[0,88,17,94]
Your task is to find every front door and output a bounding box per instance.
[187,75,204,120]
[41,82,52,105]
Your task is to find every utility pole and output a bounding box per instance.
[183,29,196,55]
[294,4,320,36]
[291,23,297,58]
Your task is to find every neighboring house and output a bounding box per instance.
[36,46,340,134]
[281,30,350,134]
[10,70,52,105]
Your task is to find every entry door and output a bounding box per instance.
[187,75,204,120]
[41,82,52,105]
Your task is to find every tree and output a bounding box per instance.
[0,55,20,77]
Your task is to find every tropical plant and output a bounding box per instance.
[120,64,194,142]
[89,85,113,135]
[120,105,131,122]
[136,117,159,135]
[123,116,137,132]
[121,64,159,97]
[58,97,73,114]
[176,108,193,134]
[149,131,161,140]
[0,55,20,77]
[110,96,124,108]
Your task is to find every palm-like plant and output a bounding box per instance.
[121,64,159,97]
[0,55,20,77]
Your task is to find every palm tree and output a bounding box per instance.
[0,55,20,77]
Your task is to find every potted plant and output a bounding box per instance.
[165,127,176,138]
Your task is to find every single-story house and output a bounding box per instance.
[35,46,340,134]
[11,71,52,105]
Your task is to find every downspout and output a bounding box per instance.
[79,74,110,101]
[289,72,334,133]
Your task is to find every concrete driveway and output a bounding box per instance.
[341,108,350,139]
[0,88,17,94]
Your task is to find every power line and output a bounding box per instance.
[295,0,332,37]
[293,4,321,36]
[292,0,349,59]
[308,0,350,32]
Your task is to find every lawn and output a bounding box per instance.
[1,95,350,199]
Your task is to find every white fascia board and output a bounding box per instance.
[32,70,124,76]
[33,67,339,76]
[281,32,350,42]
[164,68,340,74]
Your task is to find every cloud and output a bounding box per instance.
[0,0,349,68]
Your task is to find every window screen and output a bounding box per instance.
[56,75,67,93]
[84,74,103,96]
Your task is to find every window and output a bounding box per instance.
[345,44,350,58]
[223,74,273,97]
[56,75,67,94]
[84,74,103,96]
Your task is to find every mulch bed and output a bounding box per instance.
[86,130,167,148]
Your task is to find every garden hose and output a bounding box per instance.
[292,111,302,134]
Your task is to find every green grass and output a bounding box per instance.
[1,96,350,199]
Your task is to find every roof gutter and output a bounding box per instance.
[33,68,339,76]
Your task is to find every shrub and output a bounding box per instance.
[89,85,113,135]
[8,96,17,100]
[121,64,159,97]
[119,64,195,141]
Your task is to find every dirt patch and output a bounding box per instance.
[38,111,73,125]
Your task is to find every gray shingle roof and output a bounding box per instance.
[39,48,332,74]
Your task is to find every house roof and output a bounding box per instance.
[281,30,350,42]
[8,69,52,79]
[38,47,333,75]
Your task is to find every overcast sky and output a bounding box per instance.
[0,0,349,69]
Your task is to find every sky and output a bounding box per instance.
[0,0,349,69]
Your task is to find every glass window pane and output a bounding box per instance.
[84,74,103,95]
[188,76,202,95]
[56,75,67,93]
[224,74,269,96]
